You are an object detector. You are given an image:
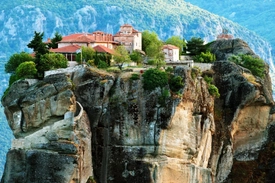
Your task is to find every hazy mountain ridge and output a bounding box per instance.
[0,0,273,68]
[185,0,275,51]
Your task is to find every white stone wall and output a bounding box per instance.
[133,32,142,51]
[193,63,212,71]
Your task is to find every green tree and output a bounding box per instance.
[130,50,143,65]
[113,45,131,70]
[27,31,49,54]
[169,75,184,92]
[48,32,62,49]
[5,52,34,73]
[15,61,37,79]
[27,31,49,77]
[142,30,163,59]
[194,51,216,63]
[39,53,68,72]
[166,36,186,54]
[76,46,96,64]
[142,68,168,91]
[186,37,206,56]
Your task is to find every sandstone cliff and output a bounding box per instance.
[1,39,274,183]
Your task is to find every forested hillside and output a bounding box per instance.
[0,0,273,66]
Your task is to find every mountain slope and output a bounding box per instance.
[185,0,275,51]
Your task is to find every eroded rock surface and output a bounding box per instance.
[1,74,93,183]
[1,39,275,183]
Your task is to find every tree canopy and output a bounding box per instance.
[194,51,216,63]
[5,52,34,73]
[229,54,266,78]
[27,31,49,54]
[39,53,68,72]
[76,46,96,64]
[48,32,62,49]
[165,36,186,54]
[15,61,37,79]
[186,37,206,56]
[27,31,50,77]
[113,45,131,70]
[130,50,143,64]
[142,30,163,59]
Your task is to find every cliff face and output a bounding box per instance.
[1,39,274,183]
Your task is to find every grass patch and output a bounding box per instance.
[243,73,261,87]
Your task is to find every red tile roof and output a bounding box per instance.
[50,45,81,53]
[93,45,116,55]
[163,44,179,50]
[59,32,116,43]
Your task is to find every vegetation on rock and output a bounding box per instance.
[15,61,37,79]
[40,53,68,71]
[229,54,265,78]
[142,68,168,91]
[5,52,35,73]
[203,75,220,98]
[194,51,216,63]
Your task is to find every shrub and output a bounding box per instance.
[39,53,68,71]
[158,88,170,106]
[15,61,37,79]
[229,54,265,78]
[165,67,174,74]
[97,60,108,69]
[130,73,140,80]
[191,67,201,79]
[203,75,220,98]
[5,52,35,73]
[142,68,168,91]
[169,75,184,92]
[194,51,216,63]
[203,75,213,84]
[86,60,95,66]
[208,84,220,98]
[8,74,18,86]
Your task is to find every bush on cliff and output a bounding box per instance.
[194,51,216,63]
[204,75,220,98]
[229,54,265,78]
[7,61,37,86]
[142,68,168,91]
[39,53,68,71]
[5,52,35,73]
[169,75,184,92]
[15,61,37,79]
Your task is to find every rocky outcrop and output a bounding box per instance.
[1,74,93,183]
[209,39,275,182]
[72,66,215,183]
[1,66,216,183]
[209,38,256,61]
[1,39,274,183]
